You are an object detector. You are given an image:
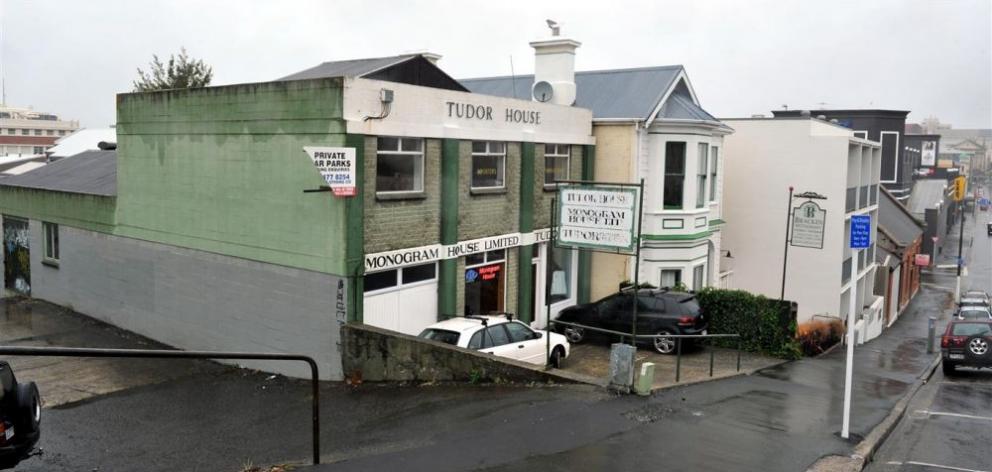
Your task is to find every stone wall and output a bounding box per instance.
[341,323,581,384]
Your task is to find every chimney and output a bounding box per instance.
[529,22,580,106]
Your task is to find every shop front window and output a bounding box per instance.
[544,144,570,187]
[376,137,424,193]
[465,250,507,316]
[548,246,572,303]
[664,142,686,209]
[471,141,506,189]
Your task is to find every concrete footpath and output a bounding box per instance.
[304,285,949,472]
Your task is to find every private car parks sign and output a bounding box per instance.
[557,185,640,254]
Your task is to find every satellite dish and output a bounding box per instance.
[532,81,554,103]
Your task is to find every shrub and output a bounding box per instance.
[796,319,844,356]
[695,288,802,360]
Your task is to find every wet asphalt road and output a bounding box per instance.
[866,203,992,472]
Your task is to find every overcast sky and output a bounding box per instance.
[2,0,990,129]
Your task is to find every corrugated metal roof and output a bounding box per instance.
[460,65,694,121]
[879,187,923,245]
[906,179,948,216]
[279,55,417,81]
[0,150,116,196]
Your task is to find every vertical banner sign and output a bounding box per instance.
[921,141,937,167]
[850,214,871,249]
[557,185,640,254]
[303,147,357,197]
[790,201,827,249]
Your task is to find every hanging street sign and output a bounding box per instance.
[557,185,640,254]
[850,214,872,249]
[303,147,357,197]
[791,201,827,249]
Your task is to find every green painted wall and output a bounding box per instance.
[438,138,460,319]
[115,79,349,275]
[517,142,535,322]
[0,188,116,233]
[577,144,595,304]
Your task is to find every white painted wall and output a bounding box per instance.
[721,118,881,323]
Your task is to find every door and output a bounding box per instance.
[504,321,544,364]
[2,217,30,295]
[464,263,505,316]
[599,293,632,333]
[478,325,519,360]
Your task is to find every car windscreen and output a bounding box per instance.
[418,329,461,346]
[951,323,992,336]
[958,309,990,320]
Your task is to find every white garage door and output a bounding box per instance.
[363,263,438,336]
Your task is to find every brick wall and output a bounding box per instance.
[534,145,584,229]
[363,137,442,254]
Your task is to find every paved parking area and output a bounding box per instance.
[0,297,221,407]
[560,341,785,389]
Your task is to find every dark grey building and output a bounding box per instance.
[773,109,911,201]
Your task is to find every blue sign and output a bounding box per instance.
[850,215,871,249]
[465,269,479,283]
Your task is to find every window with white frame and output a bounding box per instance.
[544,144,570,187]
[43,222,59,263]
[709,147,719,202]
[696,143,709,208]
[471,141,506,189]
[660,269,681,288]
[376,137,424,193]
[692,265,705,290]
[664,142,686,209]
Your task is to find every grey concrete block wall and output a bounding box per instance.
[363,136,442,254]
[341,323,579,384]
[27,221,345,380]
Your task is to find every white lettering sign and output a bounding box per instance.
[921,141,937,167]
[303,146,356,197]
[364,230,558,272]
[791,201,826,249]
[558,186,639,253]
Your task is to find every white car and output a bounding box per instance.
[419,315,570,368]
[957,305,992,320]
[960,290,991,308]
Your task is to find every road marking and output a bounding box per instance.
[915,409,992,422]
[904,461,989,472]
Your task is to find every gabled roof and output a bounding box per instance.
[0,150,116,196]
[878,187,923,246]
[280,54,468,92]
[460,65,720,123]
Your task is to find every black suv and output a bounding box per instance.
[941,320,992,375]
[554,289,707,354]
[0,362,40,469]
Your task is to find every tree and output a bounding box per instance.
[133,48,213,92]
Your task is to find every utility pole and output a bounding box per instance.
[953,176,966,302]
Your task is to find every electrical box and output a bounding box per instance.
[635,362,655,396]
[380,89,394,103]
[608,343,635,393]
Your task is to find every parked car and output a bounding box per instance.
[956,305,992,320]
[941,319,992,375]
[960,290,991,308]
[0,362,40,469]
[418,314,570,368]
[554,288,708,354]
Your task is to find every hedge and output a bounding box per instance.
[695,288,802,360]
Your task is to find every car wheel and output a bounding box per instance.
[965,335,991,362]
[550,346,565,369]
[564,327,585,344]
[14,381,40,434]
[652,329,678,355]
[942,360,956,376]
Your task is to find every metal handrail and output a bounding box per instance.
[549,319,743,382]
[0,346,322,465]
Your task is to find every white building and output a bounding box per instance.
[0,105,79,157]
[721,117,885,340]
